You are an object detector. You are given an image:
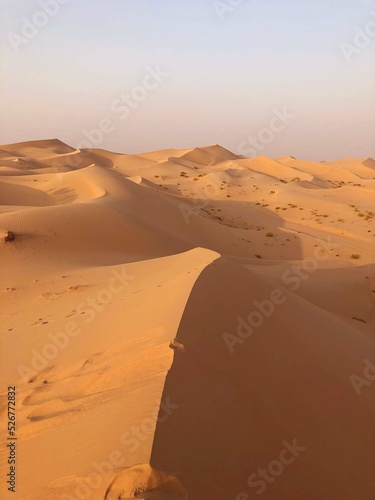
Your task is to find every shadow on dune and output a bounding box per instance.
[170,194,304,262]
[150,257,375,499]
[0,182,55,207]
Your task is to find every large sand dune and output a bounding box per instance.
[0,140,374,499]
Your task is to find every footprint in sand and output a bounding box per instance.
[28,366,54,384]
[31,315,53,326]
[79,352,104,371]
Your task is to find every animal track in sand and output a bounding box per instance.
[26,399,76,422]
[31,315,53,326]
[28,366,54,384]
[22,351,112,423]
[41,284,92,301]
[80,352,105,370]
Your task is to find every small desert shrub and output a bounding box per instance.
[255,254,262,259]
[266,232,274,237]
[351,254,361,259]
[4,231,15,243]
[352,317,367,324]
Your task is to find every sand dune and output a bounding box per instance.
[1,139,77,159]
[0,140,374,499]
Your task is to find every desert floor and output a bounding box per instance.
[1,139,375,499]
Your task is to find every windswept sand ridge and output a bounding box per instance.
[276,155,370,183]
[0,168,106,207]
[0,140,374,499]
[170,145,241,167]
[137,148,192,162]
[1,247,219,499]
[237,156,313,183]
[324,157,375,179]
[1,139,77,159]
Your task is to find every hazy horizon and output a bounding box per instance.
[1,0,374,161]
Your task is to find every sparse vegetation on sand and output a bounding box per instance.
[4,231,15,243]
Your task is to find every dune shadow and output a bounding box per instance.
[149,258,295,498]
[173,194,304,262]
[0,182,55,207]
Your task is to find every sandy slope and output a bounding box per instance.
[0,139,374,499]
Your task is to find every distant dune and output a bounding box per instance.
[0,140,374,499]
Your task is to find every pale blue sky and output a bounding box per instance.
[1,0,374,160]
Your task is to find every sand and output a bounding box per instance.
[0,139,374,499]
